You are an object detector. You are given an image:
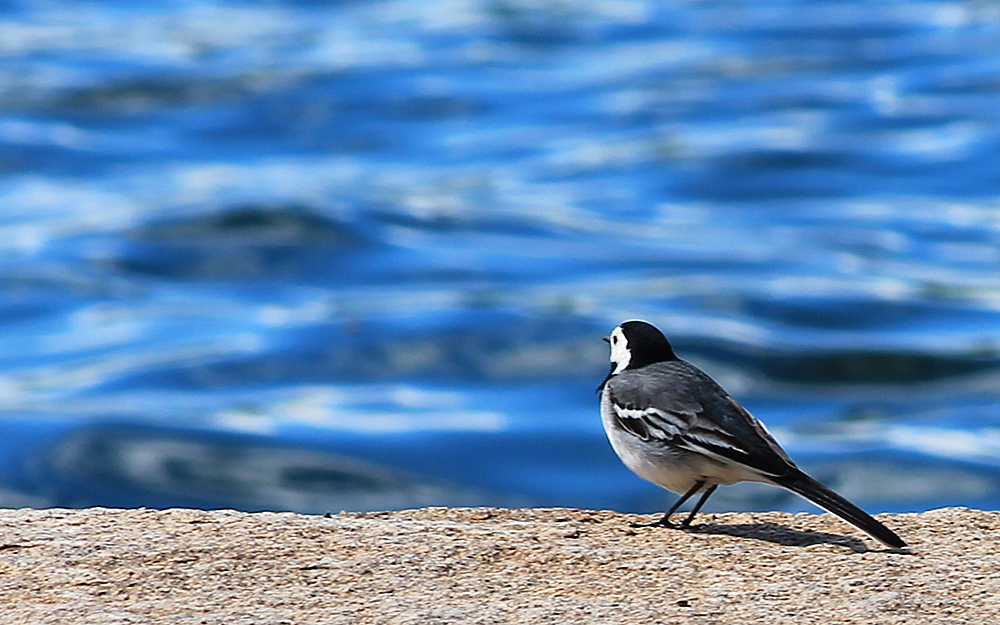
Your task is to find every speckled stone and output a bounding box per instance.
[0,506,994,624]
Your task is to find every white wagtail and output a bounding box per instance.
[599,320,906,549]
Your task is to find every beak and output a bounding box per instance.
[602,336,610,344]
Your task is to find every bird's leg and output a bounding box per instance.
[678,484,718,528]
[632,480,706,528]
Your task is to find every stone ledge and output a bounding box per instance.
[0,506,994,624]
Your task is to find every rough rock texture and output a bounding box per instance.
[0,506,995,624]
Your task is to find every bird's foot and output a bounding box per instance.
[630,516,678,529]
[631,515,703,530]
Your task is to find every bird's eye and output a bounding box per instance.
[611,336,618,345]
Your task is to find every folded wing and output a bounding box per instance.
[606,361,796,479]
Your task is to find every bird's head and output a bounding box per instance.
[598,320,677,390]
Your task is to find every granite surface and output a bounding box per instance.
[0,506,993,624]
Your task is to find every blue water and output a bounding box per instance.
[3,0,1000,517]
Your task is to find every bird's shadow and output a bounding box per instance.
[682,521,909,554]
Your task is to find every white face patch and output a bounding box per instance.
[608,326,631,374]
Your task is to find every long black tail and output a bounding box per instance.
[773,469,907,549]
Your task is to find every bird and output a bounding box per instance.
[598,320,906,549]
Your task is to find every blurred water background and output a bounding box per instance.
[3,0,1000,517]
